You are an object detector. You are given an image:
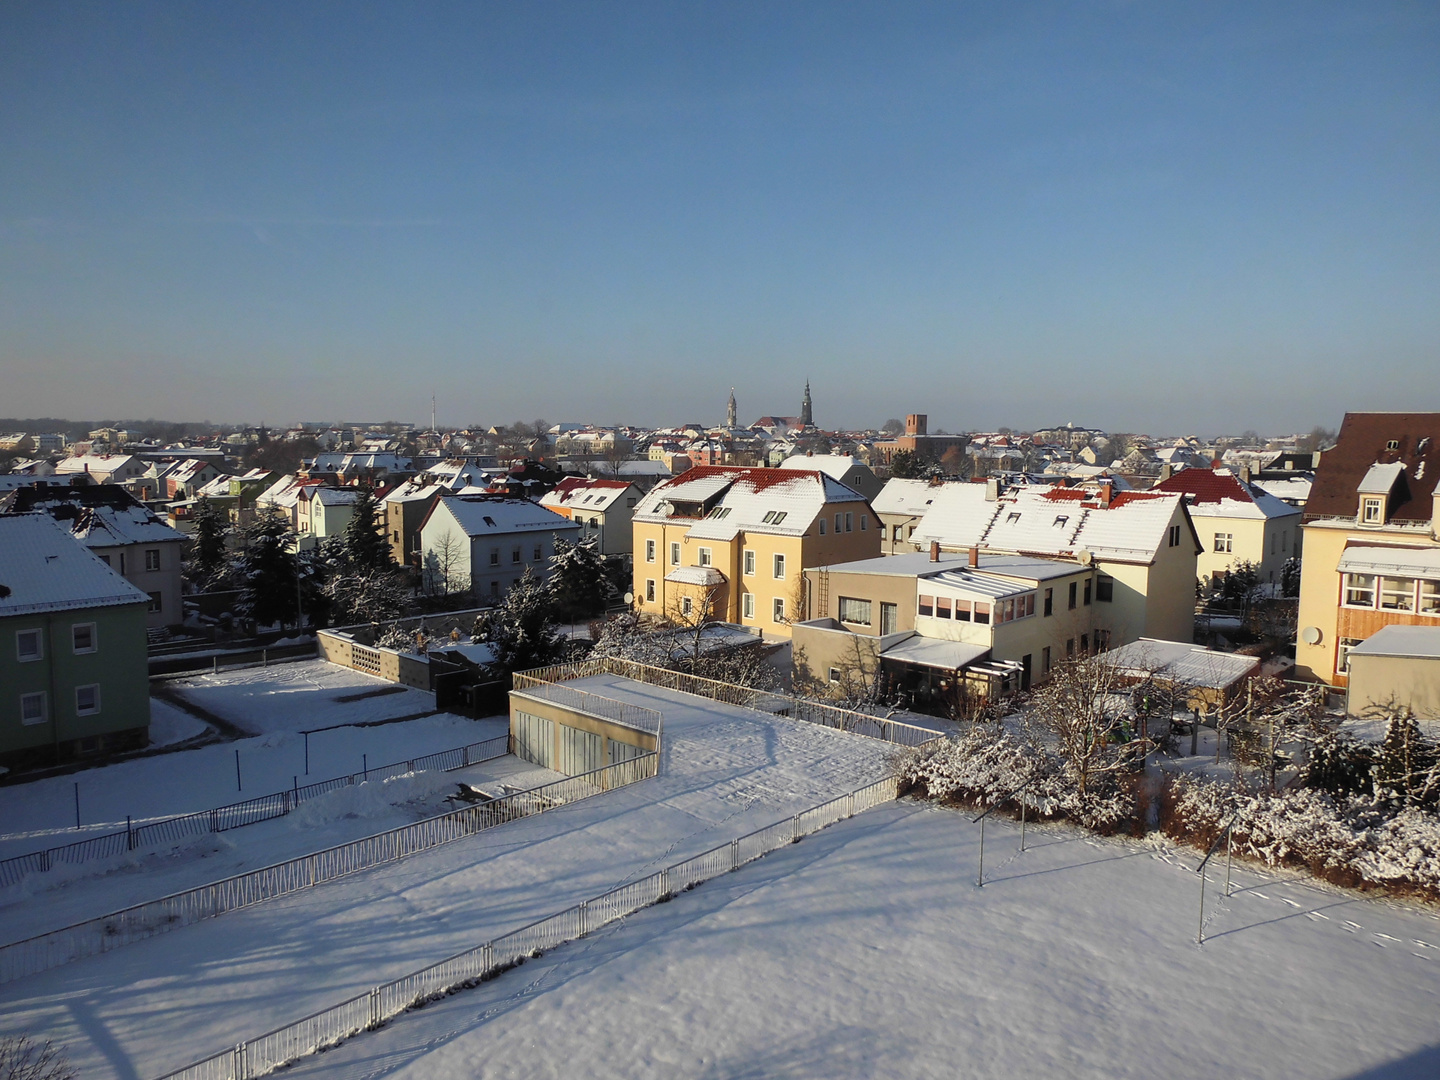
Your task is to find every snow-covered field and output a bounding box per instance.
[166,660,440,733]
[146,698,210,747]
[281,801,1440,1080]
[0,677,894,1079]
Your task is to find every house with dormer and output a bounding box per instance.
[1295,413,1440,686]
[539,477,641,556]
[1152,464,1302,589]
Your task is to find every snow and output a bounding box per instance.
[0,678,894,1079]
[164,659,440,733]
[261,803,1440,1080]
[146,698,209,748]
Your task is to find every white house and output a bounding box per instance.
[418,495,580,600]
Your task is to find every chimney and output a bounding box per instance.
[1240,463,1252,484]
[968,545,980,568]
[930,540,940,562]
[984,477,1000,501]
[1098,481,1113,508]
[1158,464,1173,482]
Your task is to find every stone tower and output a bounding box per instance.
[800,380,813,428]
[727,388,737,429]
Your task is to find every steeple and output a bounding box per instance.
[800,380,813,428]
[727,388,737,429]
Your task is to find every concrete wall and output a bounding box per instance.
[1347,654,1440,718]
[508,692,658,774]
[88,539,184,630]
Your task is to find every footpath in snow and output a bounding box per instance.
[0,677,894,1080]
[280,799,1440,1080]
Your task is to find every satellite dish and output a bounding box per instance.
[1300,626,1322,645]
[661,502,675,517]
[624,591,635,605]
[1077,549,1093,565]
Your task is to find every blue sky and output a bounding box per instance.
[2,1,1437,434]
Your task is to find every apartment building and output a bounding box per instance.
[418,494,579,600]
[1152,465,1301,588]
[539,477,642,556]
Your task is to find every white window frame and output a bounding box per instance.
[645,579,656,603]
[645,539,656,563]
[773,553,785,579]
[838,596,872,626]
[1213,533,1233,554]
[75,684,101,716]
[670,542,681,566]
[144,548,161,571]
[1361,498,1384,524]
[742,592,754,619]
[845,512,853,532]
[72,622,97,655]
[1337,637,1364,673]
[818,518,826,535]
[772,597,785,623]
[743,549,756,576]
[681,596,693,616]
[20,691,47,726]
[828,667,842,684]
[1344,573,1375,608]
[698,547,712,567]
[15,629,42,663]
[148,591,163,613]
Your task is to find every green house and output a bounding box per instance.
[0,513,151,770]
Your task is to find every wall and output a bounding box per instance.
[805,566,919,634]
[1194,509,1300,588]
[1346,654,1440,717]
[89,539,184,630]
[508,693,658,765]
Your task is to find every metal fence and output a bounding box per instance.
[154,773,899,1080]
[0,752,658,986]
[509,675,664,737]
[0,735,512,891]
[518,657,945,748]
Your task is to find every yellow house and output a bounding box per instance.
[631,466,880,637]
[1295,413,1440,686]
[1153,465,1301,589]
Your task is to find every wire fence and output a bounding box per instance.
[518,657,946,748]
[0,735,512,891]
[153,773,900,1080]
[0,752,658,986]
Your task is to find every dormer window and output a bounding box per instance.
[1053,515,1068,528]
[1006,512,1021,523]
[1360,497,1384,525]
[1386,440,1400,451]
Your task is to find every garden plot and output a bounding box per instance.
[165,659,439,734]
[0,679,893,1080]
[281,800,1440,1080]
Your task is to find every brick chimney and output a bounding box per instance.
[930,540,940,562]
[1098,481,1113,508]
[968,545,979,567]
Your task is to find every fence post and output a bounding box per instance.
[662,867,671,898]
[579,899,588,937]
[792,813,801,843]
[977,816,986,888]
[731,838,739,871]
[370,986,381,1028]
[126,816,133,851]
[235,1042,247,1080]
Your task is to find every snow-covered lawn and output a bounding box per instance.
[0,678,894,1079]
[146,698,210,748]
[166,659,439,734]
[281,801,1440,1080]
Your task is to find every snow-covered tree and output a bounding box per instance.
[1299,729,1375,799]
[1373,706,1439,809]
[184,496,231,590]
[475,568,565,673]
[236,508,299,629]
[548,537,608,620]
[325,567,410,627]
[1023,654,1150,797]
[343,488,392,572]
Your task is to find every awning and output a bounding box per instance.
[1337,546,1440,578]
[880,635,990,672]
[664,566,726,586]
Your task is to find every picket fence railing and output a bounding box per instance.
[519,656,946,749]
[0,752,658,986]
[154,773,899,1080]
[0,735,512,891]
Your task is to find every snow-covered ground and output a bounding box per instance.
[281,801,1440,1080]
[165,660,440,734]
[146,698,210,748]
[0,677,894,1079]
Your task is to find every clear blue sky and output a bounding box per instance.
[2,1,1437,435]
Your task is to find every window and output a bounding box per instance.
[1042,646,1052,674]
[835,513,842,533]
[860,515,867,531]
[1053,515,1068,528]
[829,667,842,684]
[1380,577,1416,612]
[670,542,681,566]
[744,550,756,576]
[1421,580,1440,616]
[743,592,754,619]
[1083,579,1092,606]
[534,543,543,560]
[772,597,785,623]
[845,512,853,532]
[16,629,42,662]
[892,525,902,541]
[1387,439,1400,451]
[935,596,952,619]
[119,552,126,574]
[20,692,46,726]
[773,553,786,579]
[1068,582,1077,610]
[75,684,100,716]
[145,549,161,571]
[490,581,500,597]
[99,554,111,566]
[907,525,916,538]
[707,506,732,520]
[681,596,693,616]
[1345,573,1376,607]
[1066,637,1076,659]
[698,547,712,567]
[1043,588,1053,617]
[760,510,787,525]
[1168,524,1181,547]
[1214,533,1233,553]
[918,594,934,617]
[838,597,872,625]
[626,497,637,508]
[973,602,990,625]
[646,539,656,563]
[1006,512,1021,524]
[645,579,656,603]
[148,591,163,613]
[512,547,522,564]
[1362,498,1384,524]
[1095,574,1113,603]
[1337,637,1364,672]
[954,599,971,622]
[1080,633,1089,654]
[1095,629,1111,652]
[490,548,500,566]
[818,518,826,535]
[72,623,96,654]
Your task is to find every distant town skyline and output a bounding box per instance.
[3,2,1437,432]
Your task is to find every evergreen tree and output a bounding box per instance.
[547,537,609,620]
[475,569,564,673]
[237,508,299,629]
[889,449,921,479]
[1300,730,1375,799]
[1373,707,1439,808]
[343,489,392,572]
[186,496,231,588]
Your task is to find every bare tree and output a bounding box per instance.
[1023,654,1151,796]
[423,532,471,597]
[602,435,631,479]
[0,1035,74,1080]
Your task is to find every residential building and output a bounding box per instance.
[1342,625,1440,718]
[418,495,580,601]
[630,465,881,637]
[1152,465,1302,589]
[54,454,148,485]
[383,480,445,569]
[163,458,224,499]
[295,486,362,549]
[0,514,152,768]
[779,452,883,500]
[1295,412,1440,686]
[873,477,947,554]
[539,477,641,556]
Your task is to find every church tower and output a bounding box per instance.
[800,380,813,428]
[727,388,737,429]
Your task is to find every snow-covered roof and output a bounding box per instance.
[665,566,726,586]
[1357,462,1406,495]
[54,453,139,474]
[872,478,943,517]
[778,454,867,481]
[1347,624,1440,661]
[1337,545,1440,578]
[196,474,235,498]
[880,635,989,671]
[909,484,998,549]
[1153,468,1300,520]
[1251,477,1312,505]
[635,466,867,541]
[0,514,152,616]
[1102,638,1259,690]
[431,496,578,537]
[304,487,361,507]
[382,478,446,504]
[256,475,308,508]
[539,477,635,513]
[70,504,186,547]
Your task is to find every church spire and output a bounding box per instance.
[727,388,737,429]
[800,380,813,428]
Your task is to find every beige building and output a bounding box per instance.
[1343,625,1440,718]
[631,466,881,637]
[539,477,642,556]
[1295,413,1440,686]
[1152,465,1301,589]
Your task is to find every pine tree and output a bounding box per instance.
[1373,707,1439,808]
[343,489,392,572]
[475,569,563,673]
[1300,730,1375,799]
[186,496,231,588]
[547,537,609,620]
[237,509,299,629]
